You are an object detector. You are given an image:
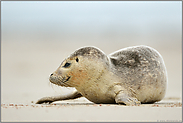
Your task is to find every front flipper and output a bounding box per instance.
[36,90,82,104]
[115,91,141,106]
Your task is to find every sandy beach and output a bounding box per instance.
[1,97,182,122]
[1,41,182,122]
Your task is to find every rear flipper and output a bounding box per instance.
[36,90,82,104]
[115,91,141,106]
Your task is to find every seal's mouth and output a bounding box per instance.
[49,74,71,87]
[63,76,71,83]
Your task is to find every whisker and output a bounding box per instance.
[50,74,79,88]
[58,77,71,87]
[50,82,54,89]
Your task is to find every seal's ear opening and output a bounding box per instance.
[76,58,79,62]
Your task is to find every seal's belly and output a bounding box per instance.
[83,92,116,104]
[76,85,116,104]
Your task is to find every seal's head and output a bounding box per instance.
[49,46,110,88]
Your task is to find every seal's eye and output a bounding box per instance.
[63,62,71,68]
[76,58,79,62]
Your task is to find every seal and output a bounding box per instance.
[36,45,168,105]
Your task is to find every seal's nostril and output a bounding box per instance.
[50,73,53,76]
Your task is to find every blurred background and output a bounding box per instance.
[1,1,182,104]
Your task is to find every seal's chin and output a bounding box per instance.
[49,75,71,87]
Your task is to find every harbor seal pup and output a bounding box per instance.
[36,45,167,105]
